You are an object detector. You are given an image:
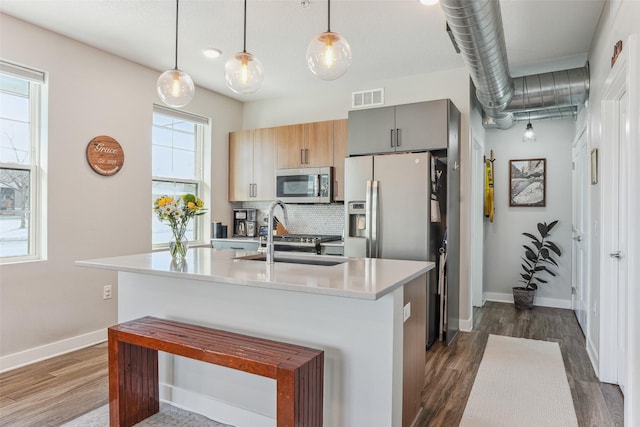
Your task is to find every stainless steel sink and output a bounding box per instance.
[235,253,347,266]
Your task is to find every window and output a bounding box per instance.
[152,105,209,247]
[0,60,46,262]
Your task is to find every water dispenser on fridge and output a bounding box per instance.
[345,201,368,257]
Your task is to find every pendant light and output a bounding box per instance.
[306,0,352,81]
[225,0,264,94]
[522,78,536,142]
[523,116,537,142]
[157,0,195,108]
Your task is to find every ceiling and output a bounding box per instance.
[0,0,605,102]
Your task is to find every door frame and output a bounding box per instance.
[599,34,639,426]
[571,125,589,335]
[471,135,484,308]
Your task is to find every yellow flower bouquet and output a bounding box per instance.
[153,193,206,258]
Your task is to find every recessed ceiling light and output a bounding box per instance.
[418,0,439,5]
[203,48,222,59]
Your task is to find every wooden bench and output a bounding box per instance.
[108,316,324,427]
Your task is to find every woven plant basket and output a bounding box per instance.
[512,287,535,310]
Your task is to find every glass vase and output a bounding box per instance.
[169,236,189,260]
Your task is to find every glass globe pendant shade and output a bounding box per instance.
[523,122,537,142]
[306,31,352,81]
[157,69,195,108]
[225,52,264,94]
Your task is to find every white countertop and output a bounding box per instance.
[77,248,432,300]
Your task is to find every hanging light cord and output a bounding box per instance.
[174,0,179,70]
[327,0,331,32]
[243,0,247,53]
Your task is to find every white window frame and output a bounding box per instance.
[0,60,46,264]
[152,105,209,249]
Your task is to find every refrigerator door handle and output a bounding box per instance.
[370,180,379,258]
[390,129,395,147]
[365,180,373,257]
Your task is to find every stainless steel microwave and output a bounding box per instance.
[276,167,333,203]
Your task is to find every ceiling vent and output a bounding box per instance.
[351,88,384,109]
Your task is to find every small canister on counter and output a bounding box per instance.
[212,222,223,238]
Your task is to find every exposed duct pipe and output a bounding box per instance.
[507,66,590,112]
[440,0,590,130]
[483,106,578,128]
[440,0,513,117]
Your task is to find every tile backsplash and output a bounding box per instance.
[240,201,345,236]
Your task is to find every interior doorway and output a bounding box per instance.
[471,136,484,308]
[599,35,636,400]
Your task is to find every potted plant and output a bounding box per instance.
[513,220,562,309]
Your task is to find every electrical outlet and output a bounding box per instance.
[403,302,411,322]
[103,285,112,300]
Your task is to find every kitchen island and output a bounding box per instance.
[78,248,432,427]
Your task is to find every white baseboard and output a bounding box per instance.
[459,317,473,332]
[0,329,106,373]
[484,292,572,309]
[159,383,273,427]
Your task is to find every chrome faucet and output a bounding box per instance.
[267,200,289,264]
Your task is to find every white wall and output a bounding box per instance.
[0,14,242,368]
[583,0,640,369]
[242,68,475,330]
[483,120,575,307]
[585,1,640,421]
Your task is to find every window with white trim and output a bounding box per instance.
[0,60,46,262]
[152,105,208,247]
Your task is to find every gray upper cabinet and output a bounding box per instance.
[348,106,396,155]
[348,100,449,155]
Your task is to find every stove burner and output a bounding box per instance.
[273,234,342,244]
[269,234,342,254]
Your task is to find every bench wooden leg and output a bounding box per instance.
[108,329,159,427]
[276,352,324,427]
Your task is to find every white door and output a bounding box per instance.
[571,130,588,334]
[615,91,630,393]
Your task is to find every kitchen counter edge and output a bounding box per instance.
[77,248,432,301]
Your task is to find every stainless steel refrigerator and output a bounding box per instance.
[344,152,456,347]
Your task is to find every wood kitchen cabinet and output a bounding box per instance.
[348,100,448,155]
[332,119,348,201]
[230,119,347,202]
[228,128,276,201]
[276,121,333,168]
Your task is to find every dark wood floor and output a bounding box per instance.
[418,301,624,427]
[0,302,624,426]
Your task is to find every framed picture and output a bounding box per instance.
[591,148,598,185]
[509,158,546,207]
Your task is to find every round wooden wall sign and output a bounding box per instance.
[86,135,124,176]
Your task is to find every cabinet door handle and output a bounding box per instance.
[390,129,395,147]
[300,149,304,165]
[305,148,309,164]
[396,128,401,147]
[253,183,257,197]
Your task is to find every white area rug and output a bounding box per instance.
[460,334,578,427]
[61,402,234,427]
